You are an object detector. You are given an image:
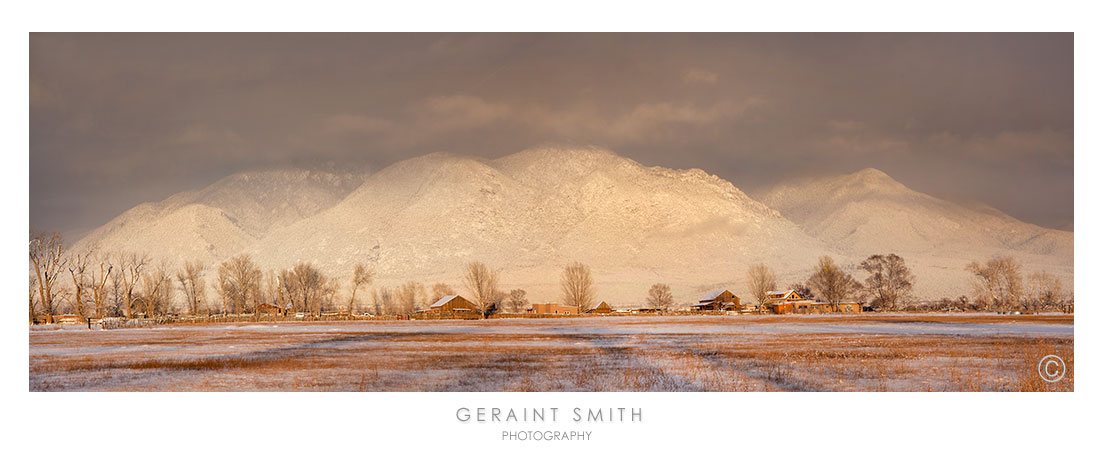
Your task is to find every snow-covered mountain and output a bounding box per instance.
[755,168,1073,297]
[70,150,1073,305]
[247,148,829,303]
[71,169,365,266]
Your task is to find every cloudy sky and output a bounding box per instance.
[30,33,1073,236]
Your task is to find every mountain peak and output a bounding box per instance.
[496,145,626,167]
[854,167,889,179]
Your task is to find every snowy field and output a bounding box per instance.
[29,314,1073,391]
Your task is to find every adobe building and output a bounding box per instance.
[764,289,861,314]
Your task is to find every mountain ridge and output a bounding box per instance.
[71,148,1073,305]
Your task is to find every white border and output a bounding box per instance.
[5,2,1098,454]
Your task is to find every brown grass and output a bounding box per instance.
[29,315,1073,392]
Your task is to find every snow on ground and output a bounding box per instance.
[29,314,1073,392]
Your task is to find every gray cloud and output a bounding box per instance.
[30,33,1073,236]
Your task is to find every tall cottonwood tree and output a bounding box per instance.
[371,287,395,315]
[430,283,456,303]
[120,252,150,318]
[397,281,426,314]
[646,283,674,310]
[859,254,915,311]
[29,277,37,325]
[807,256,862,304]
[282,262,328,315]
[505,289,529,313]
[176,260,205,315]
[746,263,778,309]
[1027,271,1065,311]
[67,249,93,322]
[346,264,374,314]
[219,254,262,314]
[560,261,596,314]
[140,262,173,317]
[463,261,500,318]
[966,256,1023,311]
[89,254,114,319]
[109,265,125,317]
[29,231,67,323]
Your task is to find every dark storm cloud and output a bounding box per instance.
[30,33,1073,235]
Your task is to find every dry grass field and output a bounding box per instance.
[29,314,1073,392]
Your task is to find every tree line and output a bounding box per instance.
[735,253,1071,312]
[29,229,1072,324]
[28,231,605,323]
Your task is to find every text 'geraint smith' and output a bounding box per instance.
[456,407,643,423]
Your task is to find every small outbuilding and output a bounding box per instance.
[529,303,578,315]
[587,301,613,314]
[257,302,282,314]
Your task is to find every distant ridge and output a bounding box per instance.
[72,149,1072,304]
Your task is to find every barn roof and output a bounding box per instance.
[430,295,460,308]
[767,289,796,298]
[699,289,729,302]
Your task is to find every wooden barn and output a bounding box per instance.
[528,303,578,315]
[427,295,479,315]
[256,302,282,315]
[691,289,740,311]
[588,301,613,314]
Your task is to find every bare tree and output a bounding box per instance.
[371,287,395,315]
[560,261,596,314]
[261,270,284,316]
[176,260,206,315]
[505,289,529,313]
[746,264,777,309]
[807,256,862,304]
[29,231,67,323]
[430,283,456,303]
[789,283,814,300]
[397,281,426,314]
[282,262,328,315]
[140,262,173,317]
[646,283,674,310]
[89,254,114,320]
[965,256,1023,311]
[29,276,37,324]
[859,254,915,311]
[346,264,374,314]
[109,264,125,317]
[67,249,93,322]
[319,279,339,314]
[1027,271,1065,311]
[120,252,150,318]
[219,254,262,314]
[463,261,500,318]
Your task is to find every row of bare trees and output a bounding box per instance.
[965,256,1070,312]
[28,231,386,323]
[32,229,1070,322]
[741,255,915,311]
[740,253,1070,312]
[30,231,179,323]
